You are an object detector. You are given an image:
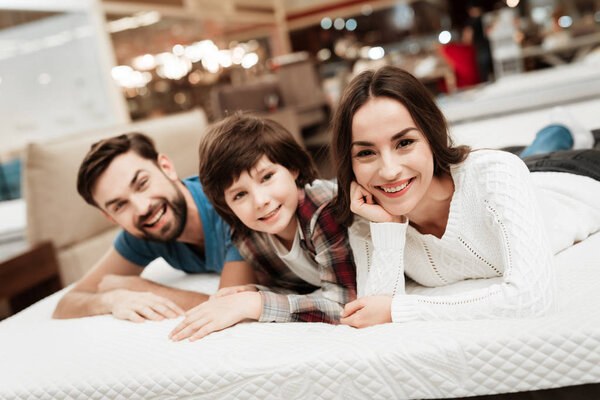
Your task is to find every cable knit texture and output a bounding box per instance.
[349,150,600,323]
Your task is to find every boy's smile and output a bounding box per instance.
[225,155,300,248]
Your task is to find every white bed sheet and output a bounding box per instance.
[1,232,599,400]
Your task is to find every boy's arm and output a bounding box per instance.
[218,260,256,289]
[52,247,207,321]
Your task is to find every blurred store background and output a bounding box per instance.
[1,0,600,314]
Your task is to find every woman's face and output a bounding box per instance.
[350,96,435,217]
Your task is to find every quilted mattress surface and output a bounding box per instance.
[1,232,599,400]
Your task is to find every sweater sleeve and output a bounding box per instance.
[390,153,557,322]
[258,203,357,324]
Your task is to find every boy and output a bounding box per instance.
[170,114,356,341]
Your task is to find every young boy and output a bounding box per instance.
[169,114,357,341]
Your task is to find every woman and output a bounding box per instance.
[331,66,600,328]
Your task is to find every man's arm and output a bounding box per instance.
[52,247,207,320]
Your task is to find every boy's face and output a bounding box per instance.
[225,155,300,243]
[92,151,187,242]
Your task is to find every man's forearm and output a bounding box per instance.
[112,277,209,310]
[53,291,110,319]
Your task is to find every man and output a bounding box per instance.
[53,133,255,322]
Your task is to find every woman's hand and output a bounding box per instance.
[350,182,403,223]
[169,291,261,341]
[340,295,392,328]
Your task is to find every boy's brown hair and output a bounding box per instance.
[77,133,159,207]
[199,113,318,238]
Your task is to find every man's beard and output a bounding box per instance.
[135,182,187,242]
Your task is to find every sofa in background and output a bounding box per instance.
[24,108,209,286]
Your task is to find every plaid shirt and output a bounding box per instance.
[234,180,357,324]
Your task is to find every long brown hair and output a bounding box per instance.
[331,66,470,226]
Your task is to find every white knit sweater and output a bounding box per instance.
[349,150,600,322]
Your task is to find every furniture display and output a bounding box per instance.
[24,108,209,286]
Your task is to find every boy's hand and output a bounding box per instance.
[169,291,262,341]
[210,284,257,299]
[340,295,393,328]
[350,182,404,223]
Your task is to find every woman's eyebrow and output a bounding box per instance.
[390,127,418,141]
[351,127,417,147]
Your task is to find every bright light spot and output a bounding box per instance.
[368,46,385,60]
[506,0,520,7]
[361,5,373,16]
[107,11,161,33]
[241,52,259,69]
[112,65,132,81]
[218,50,232,68]
[317,48,331,61]
[111,66,151,88]
[438,30,452,44]
[232,46,245,64]
[558,15,573,28]
[0,76,2,85]
[360,46,371,58]
[202,57,220,73]
[172,44,185,56]
[531,7,550,25]
[321,17,332,30]
[245,40,259,51]
[38,73,51,85]
[345,46,358,59]
[188,70,202,84]
[137,11,161,26]
[334,18,345,30]
[393,2,414,30]
[185,44,203,62]
[346,19,357,31]
[132,54,156,70]
[156,54,192,80]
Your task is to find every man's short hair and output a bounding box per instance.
[77,132,159,207]
[198,113,318,238]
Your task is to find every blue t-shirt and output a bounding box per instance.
[113,176,242,273]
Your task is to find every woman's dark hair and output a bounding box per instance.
[199,112,318,238]
[331,66,470,226]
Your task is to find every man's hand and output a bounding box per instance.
[210,284,257,299]
[350,182,404,223]
[169,291,261,341]
[340,295,393,328]
[101,289,185,322]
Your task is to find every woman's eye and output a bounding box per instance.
[396,139,414,148]
[138,178,148,190]
[355,149,374,158]
[114,201,126,212]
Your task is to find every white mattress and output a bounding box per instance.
[439,60,600,124]
[1,232,599,400]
